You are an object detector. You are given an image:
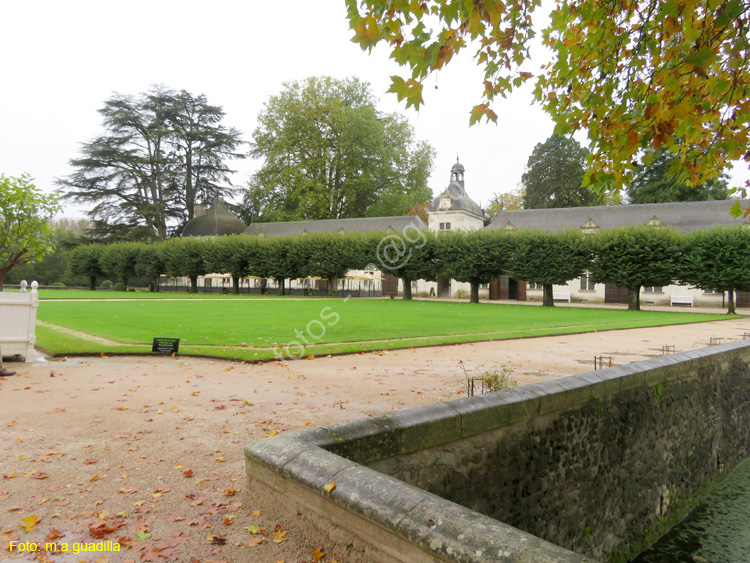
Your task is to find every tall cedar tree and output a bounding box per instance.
[0,174,60,290]
[508,230,591,306]
[627,148,730,204]
[588,226,683,310]
[245,76,434,222]
[522,135,596,209]
[681,227,750,314]
[59,86,244,241]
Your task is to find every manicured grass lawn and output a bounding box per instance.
[34,289,298,299]
[35,298,735,361]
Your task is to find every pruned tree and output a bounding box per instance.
[367,229,439,300]
[69,244,106,291]
[681,226,750,314]
[99,242,141,290]
[0,174,60,290]
[436,230,513,303]
[134,243,167,293]
[162,237,210,293]
[296,233,367,296]
[508,230,591,306]
[588,226,683,310]
[245,76,434,222]
[205,235,252,294]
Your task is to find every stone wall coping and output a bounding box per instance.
[245,437,594,562]
[245,340,749,562]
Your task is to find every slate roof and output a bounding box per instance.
[486,199,750,233]
[243,215,426,236]
[181,200,247,237]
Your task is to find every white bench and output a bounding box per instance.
[553,292,571,302]
[670,295,694,307]
[0,281,39,361]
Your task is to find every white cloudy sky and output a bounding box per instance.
[1,1,747,219]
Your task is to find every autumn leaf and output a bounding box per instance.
[134,531,151,541]
[18,514,41,532]
[251,509,263,517]
[324,480,336,493]
[248,537,264,547]
[313,546,326,560]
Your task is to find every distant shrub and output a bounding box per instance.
[114,282,124,292]
[453,289,469,299]
[127,288,136,292]
[100,280,112,289]
[51,282,65,287]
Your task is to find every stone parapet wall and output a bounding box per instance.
[245,340,750,563]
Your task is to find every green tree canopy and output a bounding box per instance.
[0,174,60,290]
[588,226,683,310]
[508,230,591,306]
[346,0,750,195]
[681,226,750,314]
[58,86,244,241]
[522,135,596,209]
[366,229,439,299]
[436,230,513,303]
[627,148,730,204]
[244,76,435,222]
[69,244,106,291]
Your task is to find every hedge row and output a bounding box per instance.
[68,226,750,312]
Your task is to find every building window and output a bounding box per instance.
[528,282,543,290]
[500,277,509,290]
[580,273,595,291]
[643,286,663,293]
[439,222,451,231]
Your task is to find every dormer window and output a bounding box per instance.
[504,221,517,231]
[581,218,600,234]
[646,215,664,227]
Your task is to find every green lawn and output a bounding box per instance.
[33,289,300,299]
[34,298,735,361]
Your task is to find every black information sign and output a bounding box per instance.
[152,337,180,354]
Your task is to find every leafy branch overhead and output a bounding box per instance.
[346,0,750,191]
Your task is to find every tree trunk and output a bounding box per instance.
[542,284,555,307]
[470,281,479,303]
[89,275,96,291]
[153,277,160,293]
[190,275,198,294]
[727,289,736,314]
[0,271,6,291]
[401,276,412,300]
[277,277,285,296]
[122,276,129,291]
[328,275,338,297]
[260,278,267,295]
[627,286,641,311]
[232,276,240,294]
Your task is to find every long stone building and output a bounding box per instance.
[177,160,749,308]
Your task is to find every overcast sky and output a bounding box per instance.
[2,1,748,220]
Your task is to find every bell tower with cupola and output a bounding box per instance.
[428,157,485,232]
